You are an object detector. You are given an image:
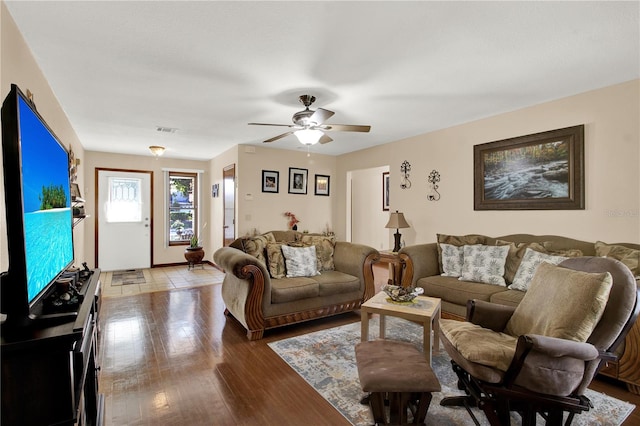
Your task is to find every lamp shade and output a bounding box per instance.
[385,211,410,229]
[294,129,323,145]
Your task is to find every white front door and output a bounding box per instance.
[97,169,152,271]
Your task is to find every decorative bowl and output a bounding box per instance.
[382,284,424,302]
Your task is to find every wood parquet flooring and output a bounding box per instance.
[98,265,640,425]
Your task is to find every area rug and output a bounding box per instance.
[268,318,635,426]
[111,269,145,286]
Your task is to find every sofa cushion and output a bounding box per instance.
[271,277,320,303]
[266,243,287,279]
[440,243,464,277]
[418,275,508,306]
[300,235,336,271]
[312,270,361,296]
[489,289,526,307]
[243,232,276,264]
[281,245,321,278]
[440,319,517,371]
[459,244,509,286]
[505,262,613,342]
[595,241,640,279]
[509,248,568,291]
[437,234,488,272]
[495,240,548,284]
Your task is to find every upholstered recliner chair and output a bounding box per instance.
[439,257,640,425]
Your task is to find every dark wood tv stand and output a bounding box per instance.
[1,269,104,425]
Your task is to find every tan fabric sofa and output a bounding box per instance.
[213,230,378,340]
[398,233,640,393]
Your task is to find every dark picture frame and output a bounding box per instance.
[288,167,308,194]
[382,172,390,211]
[474,125,584,210]
[211,183,219,198]
[314,174,330,196]
[262,170,279,193]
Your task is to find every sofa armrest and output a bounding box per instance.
[467,300,516,332]
[398,243,440,286]
[522,334,599,360]
[213,247,272,339]
[333,242,379,301]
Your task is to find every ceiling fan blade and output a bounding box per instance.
[309,108,335,125]
[263,131,293,143]
[323,124,371,133]
[318,134,333,144]
[249,122,296,128]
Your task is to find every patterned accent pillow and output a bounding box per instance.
[509,248,568,291]
[440,243,464,277]
[266,243,286,279]
[300,235,336,271]
[242,232,276,264]
[495,240,548,284]
[436,234,487,273]
[595,241,640,279]
[459,244,510,286]
[281,245,321,278]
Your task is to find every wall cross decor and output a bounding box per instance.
[400,160,411,189]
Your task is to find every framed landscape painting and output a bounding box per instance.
[288,167,308,194]
[262,170,279,193]
[474,125,584,210]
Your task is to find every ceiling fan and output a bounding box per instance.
[249,95,371,145]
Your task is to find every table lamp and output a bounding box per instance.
[385,210,410,252]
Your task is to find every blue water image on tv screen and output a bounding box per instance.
[18,96,73,303]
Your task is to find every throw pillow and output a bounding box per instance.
[595,241,640,279]
[300,235,336,271]
[509,248,568,291]
[505,262,613,342]
[459,244,510,286]
[495,240,548,284]
[281,245,321,278]
[266,243,286,279]
[440,243,464,277]
[242,232,276,264]
[436,234,488,273]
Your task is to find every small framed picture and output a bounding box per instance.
[288,167,308,194]
[70,182,81,200]
[382,172,390,211]
[211,183,219,198]
[314,174,330,196]
[262,170,279,193]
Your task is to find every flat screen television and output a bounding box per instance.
[1,84,74,327]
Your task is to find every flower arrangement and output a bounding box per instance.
[284,211,300,230]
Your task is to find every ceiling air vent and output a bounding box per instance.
[156,126,178,133]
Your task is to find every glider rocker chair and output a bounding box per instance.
[438,257,639,426]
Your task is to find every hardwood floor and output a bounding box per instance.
[98,265,639,425]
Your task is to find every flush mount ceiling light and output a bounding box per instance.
[148,145,165,157]
[294,128,324,145]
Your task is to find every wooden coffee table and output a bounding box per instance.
[360,291,441,366]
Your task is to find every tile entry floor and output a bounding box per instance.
[100,264,225,298]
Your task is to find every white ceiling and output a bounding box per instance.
[5,1,639,160]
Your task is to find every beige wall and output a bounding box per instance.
[1,2,88,271]
[234,144,336,236]
[83,151,210,268]
[208,144,238,251]
[336,80,640,245]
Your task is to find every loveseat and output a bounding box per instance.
[213,230,378,340]
[398,233,640,393]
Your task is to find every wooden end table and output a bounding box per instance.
[377,250,405,286]
[361,291,441,366]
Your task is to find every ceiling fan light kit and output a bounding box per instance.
[249,94,371,146]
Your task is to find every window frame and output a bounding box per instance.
[168,171,199,247]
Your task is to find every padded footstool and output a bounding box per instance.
[355,340,441,425]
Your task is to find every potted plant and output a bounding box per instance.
[184,235,205,268]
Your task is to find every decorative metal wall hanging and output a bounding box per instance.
[400,160,411,189]
[427,170,441,201]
